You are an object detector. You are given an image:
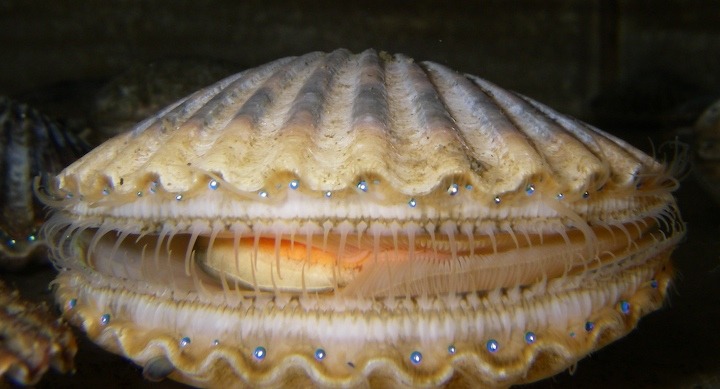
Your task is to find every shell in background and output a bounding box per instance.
[0,280,76,385]
[44,49,684,388]
[0,96,90,265]
[693,99,720,202]
[91,58,237,140]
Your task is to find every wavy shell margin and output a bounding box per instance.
[55,262,672,388]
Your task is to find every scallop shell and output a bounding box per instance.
[42,49,685,388]
[0,96,90,265]
[693,99,720,202]
[0,280,77,385]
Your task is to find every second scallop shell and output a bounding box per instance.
[43,49,684,388]
[0,96,90,265]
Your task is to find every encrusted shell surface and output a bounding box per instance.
[43,49,684,388]
[0,96,90,265]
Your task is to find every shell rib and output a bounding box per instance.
[42,49,684,388]
[0,280,77,385]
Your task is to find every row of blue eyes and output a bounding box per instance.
[118,179,590,206]
[75,297,641,366]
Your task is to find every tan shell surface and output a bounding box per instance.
[57,49,660,203]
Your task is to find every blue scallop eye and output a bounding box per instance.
[486,339,499,353]
[253,346,266,360]
[620,301,631,314]
[314,348,326,360]
[410,351,422,364]
[525,184,535,195]
[525,332,536,344]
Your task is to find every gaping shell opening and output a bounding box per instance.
[44,188,681,299]
[40,182,684,387]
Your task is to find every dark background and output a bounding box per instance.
[0,1,718,388]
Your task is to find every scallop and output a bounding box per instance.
[693,99,720,202]
[0,280,77,385]
[41,49,685,388]
[0,96,90,265]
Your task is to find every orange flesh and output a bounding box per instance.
[193,217,656,293]
[80,216,662,296]
[236,219,647,267]
[250,237,369,266]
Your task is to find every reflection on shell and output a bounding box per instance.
[0,280,77,385]
[42,49,685,388]
[0,96,90,265]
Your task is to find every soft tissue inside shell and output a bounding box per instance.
[62,214,663,297]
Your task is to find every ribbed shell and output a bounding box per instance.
[0,280,76,385]
[58,49,661,200]
[0,97,90,260]
[43,50,685,389]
